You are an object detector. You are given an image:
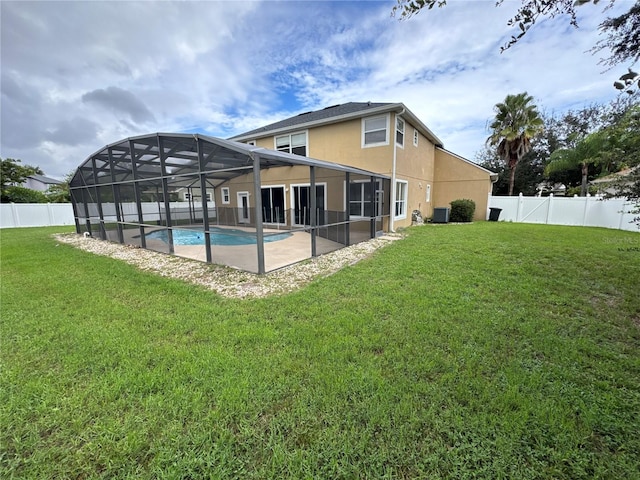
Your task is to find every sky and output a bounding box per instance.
[1,0,635,179]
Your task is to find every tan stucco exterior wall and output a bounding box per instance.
[433,148,494,221]
[252,116,395,175]
[242,112,494,226]
[247,113,442,229]
[215,165,349,215]
[394,122,437,227]
[308,117,394,174]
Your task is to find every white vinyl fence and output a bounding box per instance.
[488,194,638,232]
[3,197,638,232]
[0,203,75,228]
[0,202,215,228]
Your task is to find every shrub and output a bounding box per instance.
[450,198,476,222]
[566,185,598,197]
[1,186,48,203]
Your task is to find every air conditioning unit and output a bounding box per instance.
[432,207,450,223]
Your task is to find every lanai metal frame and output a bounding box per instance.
[70,133,390,274]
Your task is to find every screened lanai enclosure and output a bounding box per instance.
[70,133,390,273]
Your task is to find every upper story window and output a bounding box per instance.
[362,115,389,147]
[276,132,307,156]
[247,140,256,146]
[413,129,419,147]
[396,118,405,147]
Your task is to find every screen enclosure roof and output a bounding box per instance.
[70,133,389,189]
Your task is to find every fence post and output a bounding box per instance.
[618,200,627,230]
[516,193,524,222]
[47,203,54,225]
[546,194,554,225]
[582,194,590,226]
[10,203,20,227]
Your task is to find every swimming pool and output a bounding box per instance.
[146,227,292,246]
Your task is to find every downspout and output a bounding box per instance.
[389,107,405,232]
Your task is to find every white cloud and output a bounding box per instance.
[0,0,634,178]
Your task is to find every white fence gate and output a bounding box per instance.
[488,194,638,232]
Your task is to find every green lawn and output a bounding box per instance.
[1,223,639,479]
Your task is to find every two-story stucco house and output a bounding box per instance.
[69,102,498,273]
[229,102,496,230]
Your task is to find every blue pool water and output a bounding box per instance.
[146,227,292,246]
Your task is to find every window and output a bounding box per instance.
[426,184,431,203]
[413,129,419,147]
[221,187,230,204]
[349,180,383,217]
[247,140,256,146]
[260,186,285,224]
[362,115,388,147]
[275,132,307,156]
[394,180,408,219]
[396,117,405,147]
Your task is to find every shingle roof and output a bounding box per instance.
[231,102,393,139]
[28,174,62,185]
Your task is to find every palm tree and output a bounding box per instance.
[487,92,544,196]
[545,131,607,196]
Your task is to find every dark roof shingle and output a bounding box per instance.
[231,102,392,139]
[28,174,62,185]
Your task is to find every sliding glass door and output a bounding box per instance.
[292,184,326,226]
[261,186,286,224]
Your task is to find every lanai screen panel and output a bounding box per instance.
[70,133,389,274]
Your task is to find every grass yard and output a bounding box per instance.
[1,223,639,479]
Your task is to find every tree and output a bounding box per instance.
[545,131,607,196]
[595,3,640,66]
[598,105,640,223]
[601,3,640,94]
[2,186,48,203]
[487,92,544,196]
[543,102,639,224]
[479,97,637,196]
[45,172,73,203]
[0,158,43,202]
[392,0,640,88]
[541,104,610,195]
[476,146,545,196]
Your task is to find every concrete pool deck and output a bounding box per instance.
[118,225,365,273]
[172,229,343,272]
